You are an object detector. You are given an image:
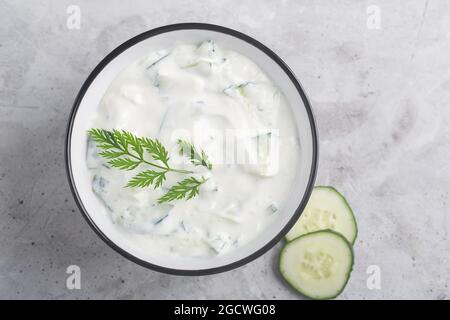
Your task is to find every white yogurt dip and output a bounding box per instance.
[87,40,301,257]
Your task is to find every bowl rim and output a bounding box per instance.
[65,22,318,276]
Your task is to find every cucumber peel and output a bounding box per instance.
[279,230,354,300]
[280,186,358,299]
[286,186,357,244]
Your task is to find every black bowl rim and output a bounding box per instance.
[65,22,318,276]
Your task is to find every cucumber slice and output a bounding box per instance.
[279,230,353,299]
[286,186,357,244]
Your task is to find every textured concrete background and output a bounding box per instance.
[0,0,449,299]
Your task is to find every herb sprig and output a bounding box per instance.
[88,129,212,203]
[177,139,212,170]
[157,176,207,203]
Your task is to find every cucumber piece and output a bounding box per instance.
[91,174,114,212]
[243,131,279,177]
[222,82,251,97]
[279,230,353,300]
[286,186,357,244]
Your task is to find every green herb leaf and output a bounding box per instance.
[88,128,123,151]
[158,177,207,203]
[88,129,211,203]
[111,129,128,151]
[98,150,126,159]
[126,170,166,188]
[177,139,212,170]
[122,130,144,159]
[108,158,141,171]
[140,137,170,167]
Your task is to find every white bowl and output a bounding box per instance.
[65,23,318,275]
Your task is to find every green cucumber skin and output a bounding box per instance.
[279,229,354,300]
[285,186,358,245]
[317,186,358,245]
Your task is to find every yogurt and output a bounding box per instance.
[87,40,301,257]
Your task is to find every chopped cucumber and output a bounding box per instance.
[205,232,233,254]
[91,174,115,213]
[268,202,278,213]
[279,230,354,300]
[244,131,279,177]
[144,51,170,70]
[196,40,222,64]
[286,186,357,244]
[86,137,102,169]
[222,82,251,98]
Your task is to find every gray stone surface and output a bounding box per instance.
[0,0,449,299]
